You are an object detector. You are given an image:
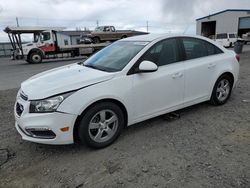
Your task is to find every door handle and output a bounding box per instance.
[172,72,183,79]
[208,63,216,69]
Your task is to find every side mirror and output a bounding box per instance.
[138,60,158,73]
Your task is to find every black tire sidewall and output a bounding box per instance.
[210,75,233,105]
[93,37,100,44]
[29,52,42,64]
[78,102,124,148]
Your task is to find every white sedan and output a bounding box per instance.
[14,34,240,148]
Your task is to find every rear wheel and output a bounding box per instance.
[78,102,124,148]
[210,75,233,105]
[29,52,42,64]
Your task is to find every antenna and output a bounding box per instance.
[16,17,19,27]
[146,21,149,32]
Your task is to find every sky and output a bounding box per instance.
[0,0,250,42]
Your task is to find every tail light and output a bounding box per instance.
[235,54,240,62]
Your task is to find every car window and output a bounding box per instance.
[216,33,228,39]
[206,41,223,55]
[182,38,223,60]
[141,38,179,67]
[229,34,236,38]
[182,38,208,60]
[41,32,51,41]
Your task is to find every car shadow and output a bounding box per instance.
[31,101,212,154]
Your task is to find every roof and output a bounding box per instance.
[122,33,168,42]
[4,26,66,34]
[196,9,250,21]
[122,33,208,42]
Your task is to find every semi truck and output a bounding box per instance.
[90,26,148,43]
[4,26,108,64]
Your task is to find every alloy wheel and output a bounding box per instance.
[88,109,118,143]
[216,79,230,102]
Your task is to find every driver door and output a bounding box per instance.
[130,38,185,122]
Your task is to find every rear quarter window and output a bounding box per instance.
[206,41,223,55]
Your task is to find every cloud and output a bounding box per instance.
[0,0,250,41]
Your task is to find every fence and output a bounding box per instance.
[0,43,12,57]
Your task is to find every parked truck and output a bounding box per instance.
[90,26,148,43]
[242,32,250,44]
[4,26,108,64]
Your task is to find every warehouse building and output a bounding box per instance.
[196,9,250,38]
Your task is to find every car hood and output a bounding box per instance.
[21,63,115,100]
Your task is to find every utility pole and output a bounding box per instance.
[146,21,148,32]
[96,20,99,27]
[16,17,19,27]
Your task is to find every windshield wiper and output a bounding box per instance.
[84,64,105,71]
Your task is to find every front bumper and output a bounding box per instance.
[14,97,77,145]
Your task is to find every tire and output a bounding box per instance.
[229,42,232,48]
[78,102,125,148]
[121,35,127,39]
[210,74,233,105]
[29,52,42,64]
[93,37,100,44]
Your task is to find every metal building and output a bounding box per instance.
[196,9,250,38]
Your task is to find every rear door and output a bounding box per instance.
[180,37,224,105]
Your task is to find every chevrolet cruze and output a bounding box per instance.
[14,34,240,148]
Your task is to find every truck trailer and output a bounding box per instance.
[4,26,108,64]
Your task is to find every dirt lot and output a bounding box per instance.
[0,51,250,188]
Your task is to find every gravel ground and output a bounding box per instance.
[0,51,250,188]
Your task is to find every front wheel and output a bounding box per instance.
[29,52,42,64]
[78,102,125,148]
[210,75,233,105]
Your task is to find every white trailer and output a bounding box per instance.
[4,26,108,64]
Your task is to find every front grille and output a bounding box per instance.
[20,91,28,101]
[16,103,24,116]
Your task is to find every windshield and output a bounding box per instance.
[84,41,148,72]
[95,26,104,32]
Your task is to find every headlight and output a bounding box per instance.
[29,92,73,113]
